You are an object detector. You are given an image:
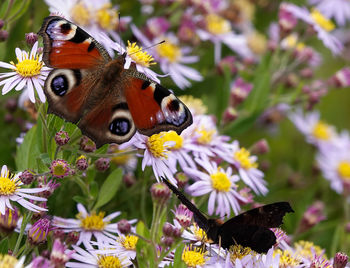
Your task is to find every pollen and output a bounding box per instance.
[192,224,208,242]
[210,170,231,192]
[234,148,258,170]
[294,240,324,259]
[229,244,254,263]
[163,131,183,150]
[182,246,208,267]
[274,249,301,267]
[70,2,90,26]
[312,121,331,140]
[337,161,350,180]
[79,211,106,231]
[119,235,138,250]
[126,41,155,67]
[96,4,118,30]
[97,255,122,268]
[0,254,20,268]
[0,170,17,196]
[12,55,43,78]
[205,14,231,35]
[196,129,215,144]
[156,40,182,63]
[310,9,335,32]
[147,133,170,159]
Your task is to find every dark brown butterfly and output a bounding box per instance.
[163,178,294,253]
[38,16,192,148]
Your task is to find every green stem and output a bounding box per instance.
[3,0,14,20]
[72,176,90,197]
[54,146,61,160]
[63,147,138,158]
[13,212,32,256]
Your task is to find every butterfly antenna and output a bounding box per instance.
[117,12,124,52]
[127,40,165,57]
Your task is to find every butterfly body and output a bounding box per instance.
[163,178,294,253]
[38,16,192,147]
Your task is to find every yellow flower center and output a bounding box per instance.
[294,240,323,259]
[126,41,155,67]
[229,245,253,263]
[77,155,86,161]
[79,212,106,231]
[337,161,350,180]
[119,235,138,250]
[0,171,16,196]
[310,9,335,32]
[70,2,90,26]
[206,14,231,35]
[247,31,267,55]
[52,163,67,177]
[312,121,331,140]
[210,170,231,192]
[192,224,208,242]
[163,131,183,150]
[96,4,118,30]
[0,254,20,268]
[147,133,170,159]
[234,148,258,169]
[12,55,43,78]
[156,40,182,63]
[196,129,215,144]
[97,255,122,268]
[274,249,301,267]
[180,95,207,115]
[182,246,208,267]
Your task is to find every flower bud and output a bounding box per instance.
[79,136,96,152]
[50,239,72,267]
[55,130,70,146]
[50,159,70,178]
[76,155,88,171]
[222,107,238,124]
[175,172,188,189]
[123,173,136,187]
[230,78,253,106]
[151,182,171,205]
[95,158,110,172]
[333,252,348,268]
[66,231,80,245]
[163,222,174,237]
[20,170,35,185]
[0,207,20,233]
[0,20,4,29]
[174,204,193,228]
[217,56,237,75]
[162,236,174,247]
[5,98,17,113]
[278,4,297,34]
[28,218,52,245]
[118,219,131,234]
[0,30,8,42]
[25,32,38,46]
[251,139,269,155]
[297,201,326,233]
[330,67,350,88]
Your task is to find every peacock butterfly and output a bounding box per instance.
[38,16,192,148]
[163,178,294,253]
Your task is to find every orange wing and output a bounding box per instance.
[38,16,111,69]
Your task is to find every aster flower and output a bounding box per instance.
[0,165,48,215]
[99,33,162,83]
[44,0,131,57]
[185,157,246,217]
[119,132,178,184]
[0,255,25,268]
[66,244,131,268]
[181,246,210,267]
[309,0,350,26]
[281,3,343,55]
[131,25,203,89]
[28,217,54,245]
[196,13,253,63]
[50,238,74,267]
[52,203,136,249]
[222,141,268,195]
[0,41,50,103]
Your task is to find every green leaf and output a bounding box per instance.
[136,221,155,267]
[90,181,99,199]
[137,220,150,239]
[93,168,123,210]
[15,125,41,171]
[0,239,8,255]
[173,243,186,268]
[72,195,88,206]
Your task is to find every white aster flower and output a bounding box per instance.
[66,244,131,268]
[185,157,246,217]
[52,203,136,249]
[196,13,253,63]
[131,25,203,89]
[0,41,51,103]
[0,165,48,215]
[222,141,268,195]
[309,0,350,26]
[119,132,178,184]
[282,3,343,55]
[289,109,339,148]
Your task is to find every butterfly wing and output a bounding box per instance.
[38,16,110,123]
[217,202,293,253]
[123,75,193,136]
[162,178,209,230]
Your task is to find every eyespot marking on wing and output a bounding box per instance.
[161,95,186,126]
